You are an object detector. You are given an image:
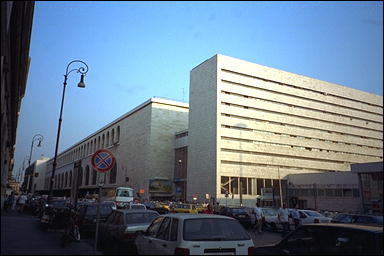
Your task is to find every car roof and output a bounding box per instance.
[160,213,235,220]
[304,223,383,233]
[114,209,158,214]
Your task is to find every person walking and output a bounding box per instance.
[253,203,264,234]
[291,205,300,229]
[278,203,290,237]
[12,193,19,211]
[203,204,214,214]
[17,193,28,213]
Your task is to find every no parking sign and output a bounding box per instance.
[91,149,116,172]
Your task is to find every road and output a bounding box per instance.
[2,210,283,255]
[1,210,101,255]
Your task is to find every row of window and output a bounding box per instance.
[52,163,117,190]
[221,89,381,126]
[220,113,382,150]
[220,176,288,196]
[288,188,360,198]
[58,126,121,166]
[220,125,382,159]
[221,68,381,109]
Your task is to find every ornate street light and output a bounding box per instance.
[49,60,89,198]
[28,134,44,167]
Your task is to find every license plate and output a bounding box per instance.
[41,215,49,223]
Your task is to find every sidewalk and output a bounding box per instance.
[1,210,102,255]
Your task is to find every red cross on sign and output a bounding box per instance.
[91,149,116,173]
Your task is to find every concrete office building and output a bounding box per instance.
[187,54,383,206]
[42,98,188,200]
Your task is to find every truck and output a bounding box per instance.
[100,187,135,208]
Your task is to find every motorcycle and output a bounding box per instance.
[40,206,56,231]
[60,208,81,247]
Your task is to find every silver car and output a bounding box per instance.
[135,213,255,255]
[98,209,159,253]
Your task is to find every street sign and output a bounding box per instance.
[91,149,116,173]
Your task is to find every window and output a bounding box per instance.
[65,172,68,188]
[69,171,72,187]
[326,189,334,197]
[111,129,115,144]
[106,132,110,147]
[102,134,105,149]
[157,217,171,240]
[92,169,97,185]
[343,189,352,197]
[352,189,360,198]
[85,166,90,186]
[78,167,83,187]
[335,189,343,197]
[240,177,247,195]
[221,176,229,194]
[109,162,117,184]
[231,177,238,194]
[170,218,178,241]
[147,217,164,237]
[257,178,263,195]
[117,126,120,142]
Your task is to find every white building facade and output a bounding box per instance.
[187,54,383,206]
[42,98,188,200]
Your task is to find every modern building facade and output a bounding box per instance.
[286,172,361,212]
[1,1,35,210]
[187,54,383,206]
[352,161,383,215]
[42,98,188,200]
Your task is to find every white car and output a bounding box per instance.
[126,203,147,210]
[135,213,255,255]
[293,209,332,224]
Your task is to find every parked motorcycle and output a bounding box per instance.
[60,208,81,247]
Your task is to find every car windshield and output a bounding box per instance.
[49,200,66,207]
[126,212,159,224]
[231,208,247,214]
[86,204,113,215]
[116,189,134,197]
[131,204,146,210]
[183,218,250,241]
[176,204,191,209]
[303,211,324,217]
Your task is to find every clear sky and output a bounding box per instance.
[13,1,383,180]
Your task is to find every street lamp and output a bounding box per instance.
[28,134,43,167]
[49,60,89,198]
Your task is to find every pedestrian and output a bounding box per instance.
[213,202,220,214]
[4,192,15,212]
[278,203,290,237]
[203,204,214,214]
[291,205,300,229]
[17,193,28,213]
[253,202,264,234]
[12,193,19,211]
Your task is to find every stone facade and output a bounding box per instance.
[188,54,383,206]
[42,98,188,199]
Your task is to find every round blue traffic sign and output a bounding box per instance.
[91,149,116,173]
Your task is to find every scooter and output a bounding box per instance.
[60,208,81,247]
[40,207,55,231]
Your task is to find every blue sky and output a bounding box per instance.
[13,1,383,180]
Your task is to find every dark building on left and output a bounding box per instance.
[1,1,35,210]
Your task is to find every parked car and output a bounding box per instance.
[331,213,383,226]
[135,213,255,255]
[292,209,332,224]
[98,209,159,253]
[77,202,114,235]
[125,203,147,210]
[40,198,69,230]
[219,206,253,228]
[243,207,256,227]
[261,207,280,231]
[172,203,198,214]
[253,223,383,255]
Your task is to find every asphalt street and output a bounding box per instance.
[1,210,101,255]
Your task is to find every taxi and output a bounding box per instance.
[172,203,198,214]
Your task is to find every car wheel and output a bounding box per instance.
[270,222,277,232]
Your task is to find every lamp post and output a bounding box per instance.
[28,134,43,167]
[49,60,89,198]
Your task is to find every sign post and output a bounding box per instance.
[92,149,116,251]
